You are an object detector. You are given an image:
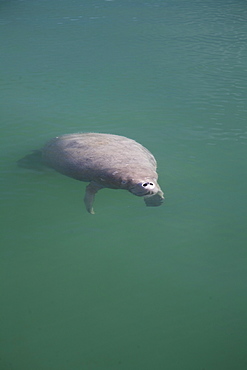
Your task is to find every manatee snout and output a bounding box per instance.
[129,181,159,196]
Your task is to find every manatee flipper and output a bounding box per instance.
[144,190,164,207]
[84,182,104,214]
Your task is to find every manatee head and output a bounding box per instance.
[127,179,164,207]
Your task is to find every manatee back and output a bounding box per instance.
[42,133,157,183]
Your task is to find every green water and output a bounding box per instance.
[1,0,247,369]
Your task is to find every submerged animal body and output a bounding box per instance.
[37,133,164,214]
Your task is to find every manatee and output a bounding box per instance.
[21,133,164,214]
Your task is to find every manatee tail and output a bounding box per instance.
[17,150,44,170]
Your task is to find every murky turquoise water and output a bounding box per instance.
[1,0,247,369]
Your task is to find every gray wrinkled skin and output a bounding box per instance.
[42,133,164,214]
